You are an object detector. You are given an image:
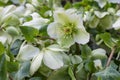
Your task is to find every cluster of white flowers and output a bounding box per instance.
[0,0,119,77]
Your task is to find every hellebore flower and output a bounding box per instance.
[47,9,90,48]
[16,44,65,75]
[113,18,120,30]
[23,12,49,30]
[94,0,120,8]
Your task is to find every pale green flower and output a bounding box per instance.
[23,12,49,30]
[116,10,120,16]
[16,44,65,75]
[47,9,90,48]
[0,5,22,28]
[0,31,12,45]
[94,0,107,8]
[113,18,120,30]
[91,48,107,59]
[94,0,120,8]
[30,44,65,75]
[0,0,8,4]
[94,11,109,19]
[89,11,113,29]
[16,44,40,61]
[93,59,102,69]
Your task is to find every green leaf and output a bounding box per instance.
[0,54,8,80]
[68,67,76,80]
[85,60,96,73]
[10,39,23,56]
[15,61,30,80]
[99,15,113,29]
[75,66,87,80]
[47,66,70,80]
[0,42,5,55]
[64,2,72,9]
[100,33,116,48]
[29,77,42,80]
[0,0,8,4]
[20,26,39,42]
[94,65,120,80]
[89,15,100,28]
[39,64,52,77]
[7,61,19,73]
[70,55,82,64]
[81,45,92,59]
[39,24,48,37]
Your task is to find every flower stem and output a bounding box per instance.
[106,47,115,67]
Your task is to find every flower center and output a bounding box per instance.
[63,23,76,35]
[64,27,72,34]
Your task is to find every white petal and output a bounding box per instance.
[30,52,43,75]
[69,13,85,29]
[107,8,115,14]
[0,32,12,44]
[2,5,16,15]
[113,18,120,30]
[47,44,68,51]
[66,8,77,14]
[92,48,106,56]
[32,0,40,7]
[74,29,90,44]
[93,59,102,69]
[47,22,64,39]
[109,0,120,3]
[116,10,120,16]
[43,50,63,69]
[23,13,49,30]
[13,6,25,16]
[94,0,107,8]
[54,10,70,24]
[58,35,75,48]
[23,18,43,30]
[0,36,7,45]
[16,44,40,61]
[94,11,109,18]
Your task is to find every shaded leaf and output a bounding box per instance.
[47,66,70,80]
[10,39,23,55]
[0,42,5,55]
[68,67,76,80]
[94,65,120,80]
[7,61,19,72]
[20,26,39,42]
[100,33,116,48]
[0,54,7,80]
[15,61,30,80]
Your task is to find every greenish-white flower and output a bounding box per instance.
[94,0,107,8]
[0,31,12,45]
[16,44,40,61]
[89,11,112,29]
[16,44,65,75]
[30,44,65,75]
[0,5,21,27]
[113,18,120,30]
[91,48,107,59]
[23,12,49,30]
[47,9,90,48]
[94,0,120,8]
[94,11,109,19]
[116,10,120,16]
[93,59,102,69]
